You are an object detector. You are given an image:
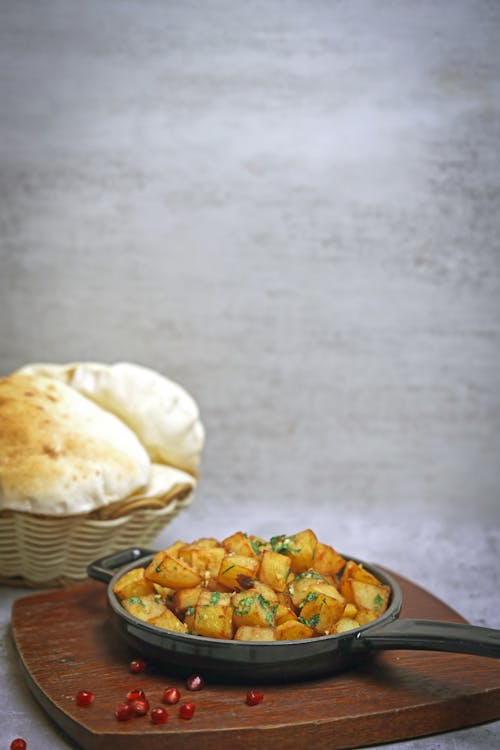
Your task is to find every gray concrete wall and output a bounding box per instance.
[1,0,499,525]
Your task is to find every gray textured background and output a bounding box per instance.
[1,0,499,528]
[1,2,500,747]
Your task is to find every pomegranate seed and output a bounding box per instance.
[246,688,264,706]
[131,698,149,716]
[151,706,169,724]
[186,673,205,691]
[179,702,195,720]
[125,688,146,703]
[115,702,133,721]
[162,686,181,704]
[10,740,27,750]
[76,690,95,706]
[130,658,146,674]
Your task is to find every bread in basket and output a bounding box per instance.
[0,361,204,587]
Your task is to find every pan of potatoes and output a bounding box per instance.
[88,529,500,681]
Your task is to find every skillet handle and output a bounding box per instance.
[87,547,156,584]
[355,617,500,659]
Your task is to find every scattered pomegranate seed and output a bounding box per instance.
[151,706,169,724]
[162,686,181,704]
[10,740,27,750]
[125,688,146,703]
[130,657,146,674]
[76,690,95,706]
[186,673,205,691]
[114,702,133,721]
[179,702,196,720]
[246,688,264,706]
[130,698,150,716]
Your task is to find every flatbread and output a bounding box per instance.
[0,373,151,515]
[16,362,204,475]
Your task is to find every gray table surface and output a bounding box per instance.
[2,509,499,750]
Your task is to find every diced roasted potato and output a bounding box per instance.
[223,531,257,558]
[299,591,345,635]
[216,554,260,590]
[173,586,203,615]
[150,608,189,634]
[334,617,361,633]
[351,580,390,615]
[288,570,331,608]
[339,560,383,602]
[113,567,156,600]
[275,602,298,626]
[122,593,167,622]
[234,626,276,641]
[284,529,318,574]
[116,530,392,644]
[145,554,202,589]
[343,602,358,619]
[192,603,234,640]
[258,550,291,592]
[275,619,314,640]
[179,545,225,578]
[198,589,233,607]
[313,542,346,577]
[232,590,276,629]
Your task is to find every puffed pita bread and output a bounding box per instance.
[1,363,204,516]
[16,362,204,475]
[0,373,151,515]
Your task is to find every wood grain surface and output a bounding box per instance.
[10,570,500,750]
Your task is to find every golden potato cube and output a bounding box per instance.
[150,608,189,634]
[275,620,314,640]
[216,554,259,590]
[163,540,188,557]
[192,604,234,639]
[285,529,318,574]
[275,602,298,626]
[356,608,379,625]
[197,589,233,607]
[222,531,257,557]
[252,580,280,603]
[299,592,345,635]
[145,554,202,589]
[351,580,390,615]
[343,602,358,619]
[308,582,345,606]
[113,567,156,600]
[232,590,276,629]
[180,546,225,578]
[190,537,220,548]
[122,594,167,622]
[339,560,384,603]
[173,586,203,615]
[313,542,346,577]
[334,617,361,633]
[258,550,291,592]
[288,570,330,608]
[234,626,276,641]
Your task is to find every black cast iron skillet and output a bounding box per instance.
[88,547,500,683]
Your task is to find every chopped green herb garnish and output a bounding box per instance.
[373,594,384,612]
[127,596,145,608]
[185,606,195,616]
[221,564,235,575]
[298,613,320,629]
[270,534,301,555]
[250,538,265,556]
[210,591,221,605]
[234,595,255,617]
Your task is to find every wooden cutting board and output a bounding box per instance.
[10,570,500,750]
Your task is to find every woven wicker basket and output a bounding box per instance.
[0,484,194,588]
